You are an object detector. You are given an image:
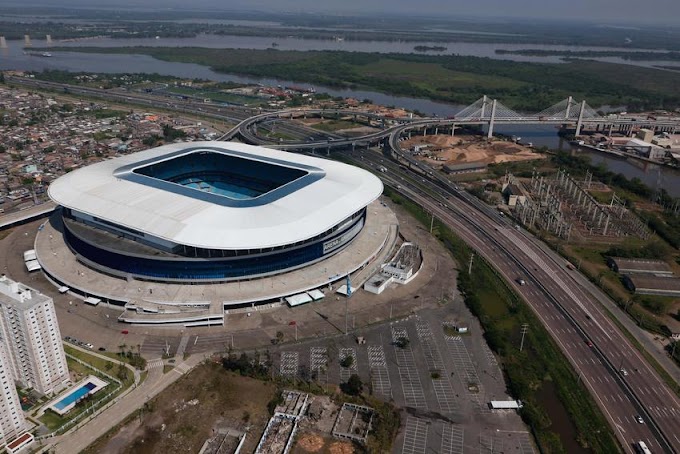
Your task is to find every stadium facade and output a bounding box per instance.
[48,142,383,284]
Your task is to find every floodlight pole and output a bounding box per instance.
[345,274,351,335]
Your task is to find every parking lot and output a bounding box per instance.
[265,305,535,454]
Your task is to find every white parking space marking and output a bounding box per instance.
[280,351,299,378]
[393,327,428,410]
[402,417,428,454]
[368,345,392,398]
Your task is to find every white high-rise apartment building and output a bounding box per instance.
[0,276,70,396]
[0,341,26,447]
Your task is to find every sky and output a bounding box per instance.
[19,0,680,25]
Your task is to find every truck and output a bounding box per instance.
[637,440,652,454]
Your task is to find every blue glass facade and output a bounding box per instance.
[63,212,365,282]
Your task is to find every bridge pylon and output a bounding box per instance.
[536,97,601,123]
[456,96,523,138]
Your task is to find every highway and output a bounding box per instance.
[6,75,680,451]
[10,76,680,155]
[351,150,680,453]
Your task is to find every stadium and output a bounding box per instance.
[36,142,398,324]
[47,142,383,283]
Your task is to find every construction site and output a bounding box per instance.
[331,403,374,444]
[256,391,309,454]
[508,169,651,240]
[401,133,544,169]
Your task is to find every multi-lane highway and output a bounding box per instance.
[6,75,680,451]
[351,150,679,453]
[10,76,680,155]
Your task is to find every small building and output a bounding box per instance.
[621,138,665,159]
[623,275,680,297]
[363,274,394,295]
[501,182,528,207]
[5,432,34,454]
[382,242,421,284]
[607,257,673,275]
[637,128,654,143]
[442,162,487,175]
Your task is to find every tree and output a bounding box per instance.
[272,331,284,345]
[143,135,159,147]
[394,337,410,349]
[340,355,354,368]
[342,374,363,396]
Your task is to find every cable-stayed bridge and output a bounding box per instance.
[227,95,680,151]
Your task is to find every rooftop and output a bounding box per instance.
[609,257,673,274]
[625,275,680,292]
[48,141,383,250]
[0,275,51,309]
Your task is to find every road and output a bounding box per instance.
[7,76,679,451]
[12,76,680,156]
[353,150,679,453]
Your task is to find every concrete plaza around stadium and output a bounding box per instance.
[35,200,398,324]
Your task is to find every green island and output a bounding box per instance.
[47,47,680,111]
[413,45,448,52]
[496,48,680,61]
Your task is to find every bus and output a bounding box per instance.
[637,441,652,454]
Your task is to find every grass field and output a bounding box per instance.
[310,119,364,132]
[83,362,278,454]
[64,345,134,387]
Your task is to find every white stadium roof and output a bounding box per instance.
[49,142,383,250]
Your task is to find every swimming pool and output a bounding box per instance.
[53,382,97,411]
[45,375,108,416]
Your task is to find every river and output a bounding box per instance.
[1,40,679,195]
[2,33,679,68]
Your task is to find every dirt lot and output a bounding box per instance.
[292,434,355,454]
[402,134,544,167]
[85,363,277,454]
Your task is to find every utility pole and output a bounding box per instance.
[468,253,475,275]
[520,324,529,352]
[345,274,351,335]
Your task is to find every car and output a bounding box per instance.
[620,368,628,376]
[517,278,526,286]
[85,343,93,349]
[586,340,594,348]
[98,347,106,352]
[635,415,644,424]
[121,330,129,335]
